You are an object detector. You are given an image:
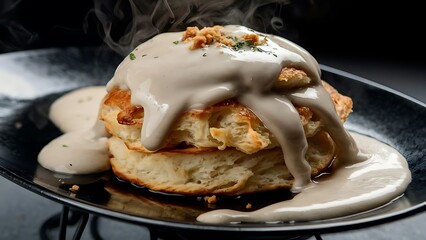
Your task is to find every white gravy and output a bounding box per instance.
[197,132,411,223]
[49,86,106,133]
[37,87,110,174]
[36,25,412,223]
[106,25,364,191]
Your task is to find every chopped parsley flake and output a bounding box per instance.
[229,37,277,57]
[233,41,245,51]
[129,52,136,60]
[173,40,179,45]
[202,53,207,57]
[232,37,257,51]
[62,144,68,147]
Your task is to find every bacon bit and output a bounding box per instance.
[204,195,218,204]
[69,185,80,192]
[191,35,208,49]
[183,26,235,50]
[182,26,199,39]
[242,34,260,45]
[246,203,252,209]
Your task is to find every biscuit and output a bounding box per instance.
[109,130,334,196]
[100,67,352,196]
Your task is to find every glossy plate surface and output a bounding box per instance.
[0,47,425,238]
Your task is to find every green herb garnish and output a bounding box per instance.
[229,37,277,56]
[231,37,257,51]
[233,41,245,51]
[129,52,136,60]
[202,53,207,57]
[173,40,179,45]
[62,144,68,147]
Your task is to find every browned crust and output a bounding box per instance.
[322,80,353,122]
[101,78,353,152]
[100,62,353,156]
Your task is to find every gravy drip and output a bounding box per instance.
[106,25,363,191]
[49,86,107,132]
[38,86,110,174]
[197,132,412,223]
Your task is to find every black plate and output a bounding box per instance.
[0,47,425,239]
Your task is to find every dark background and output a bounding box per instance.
[1,0,425,63]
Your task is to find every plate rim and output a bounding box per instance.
[0,49,425,235]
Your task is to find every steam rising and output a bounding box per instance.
[93,0,291,56]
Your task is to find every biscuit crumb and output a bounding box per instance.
[204,195,218,204]
[14,122,23,129]
[246,203,252,209]
[69,185,80,192]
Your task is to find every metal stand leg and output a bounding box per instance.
[72,212,89,240]
[59,206,69,239]
[40,207,324,240]
[314,234,323,240]
[39,206,90,240]
[149,228,158,240]
[89,215,103,240]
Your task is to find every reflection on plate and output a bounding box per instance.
[0,47,425,238]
